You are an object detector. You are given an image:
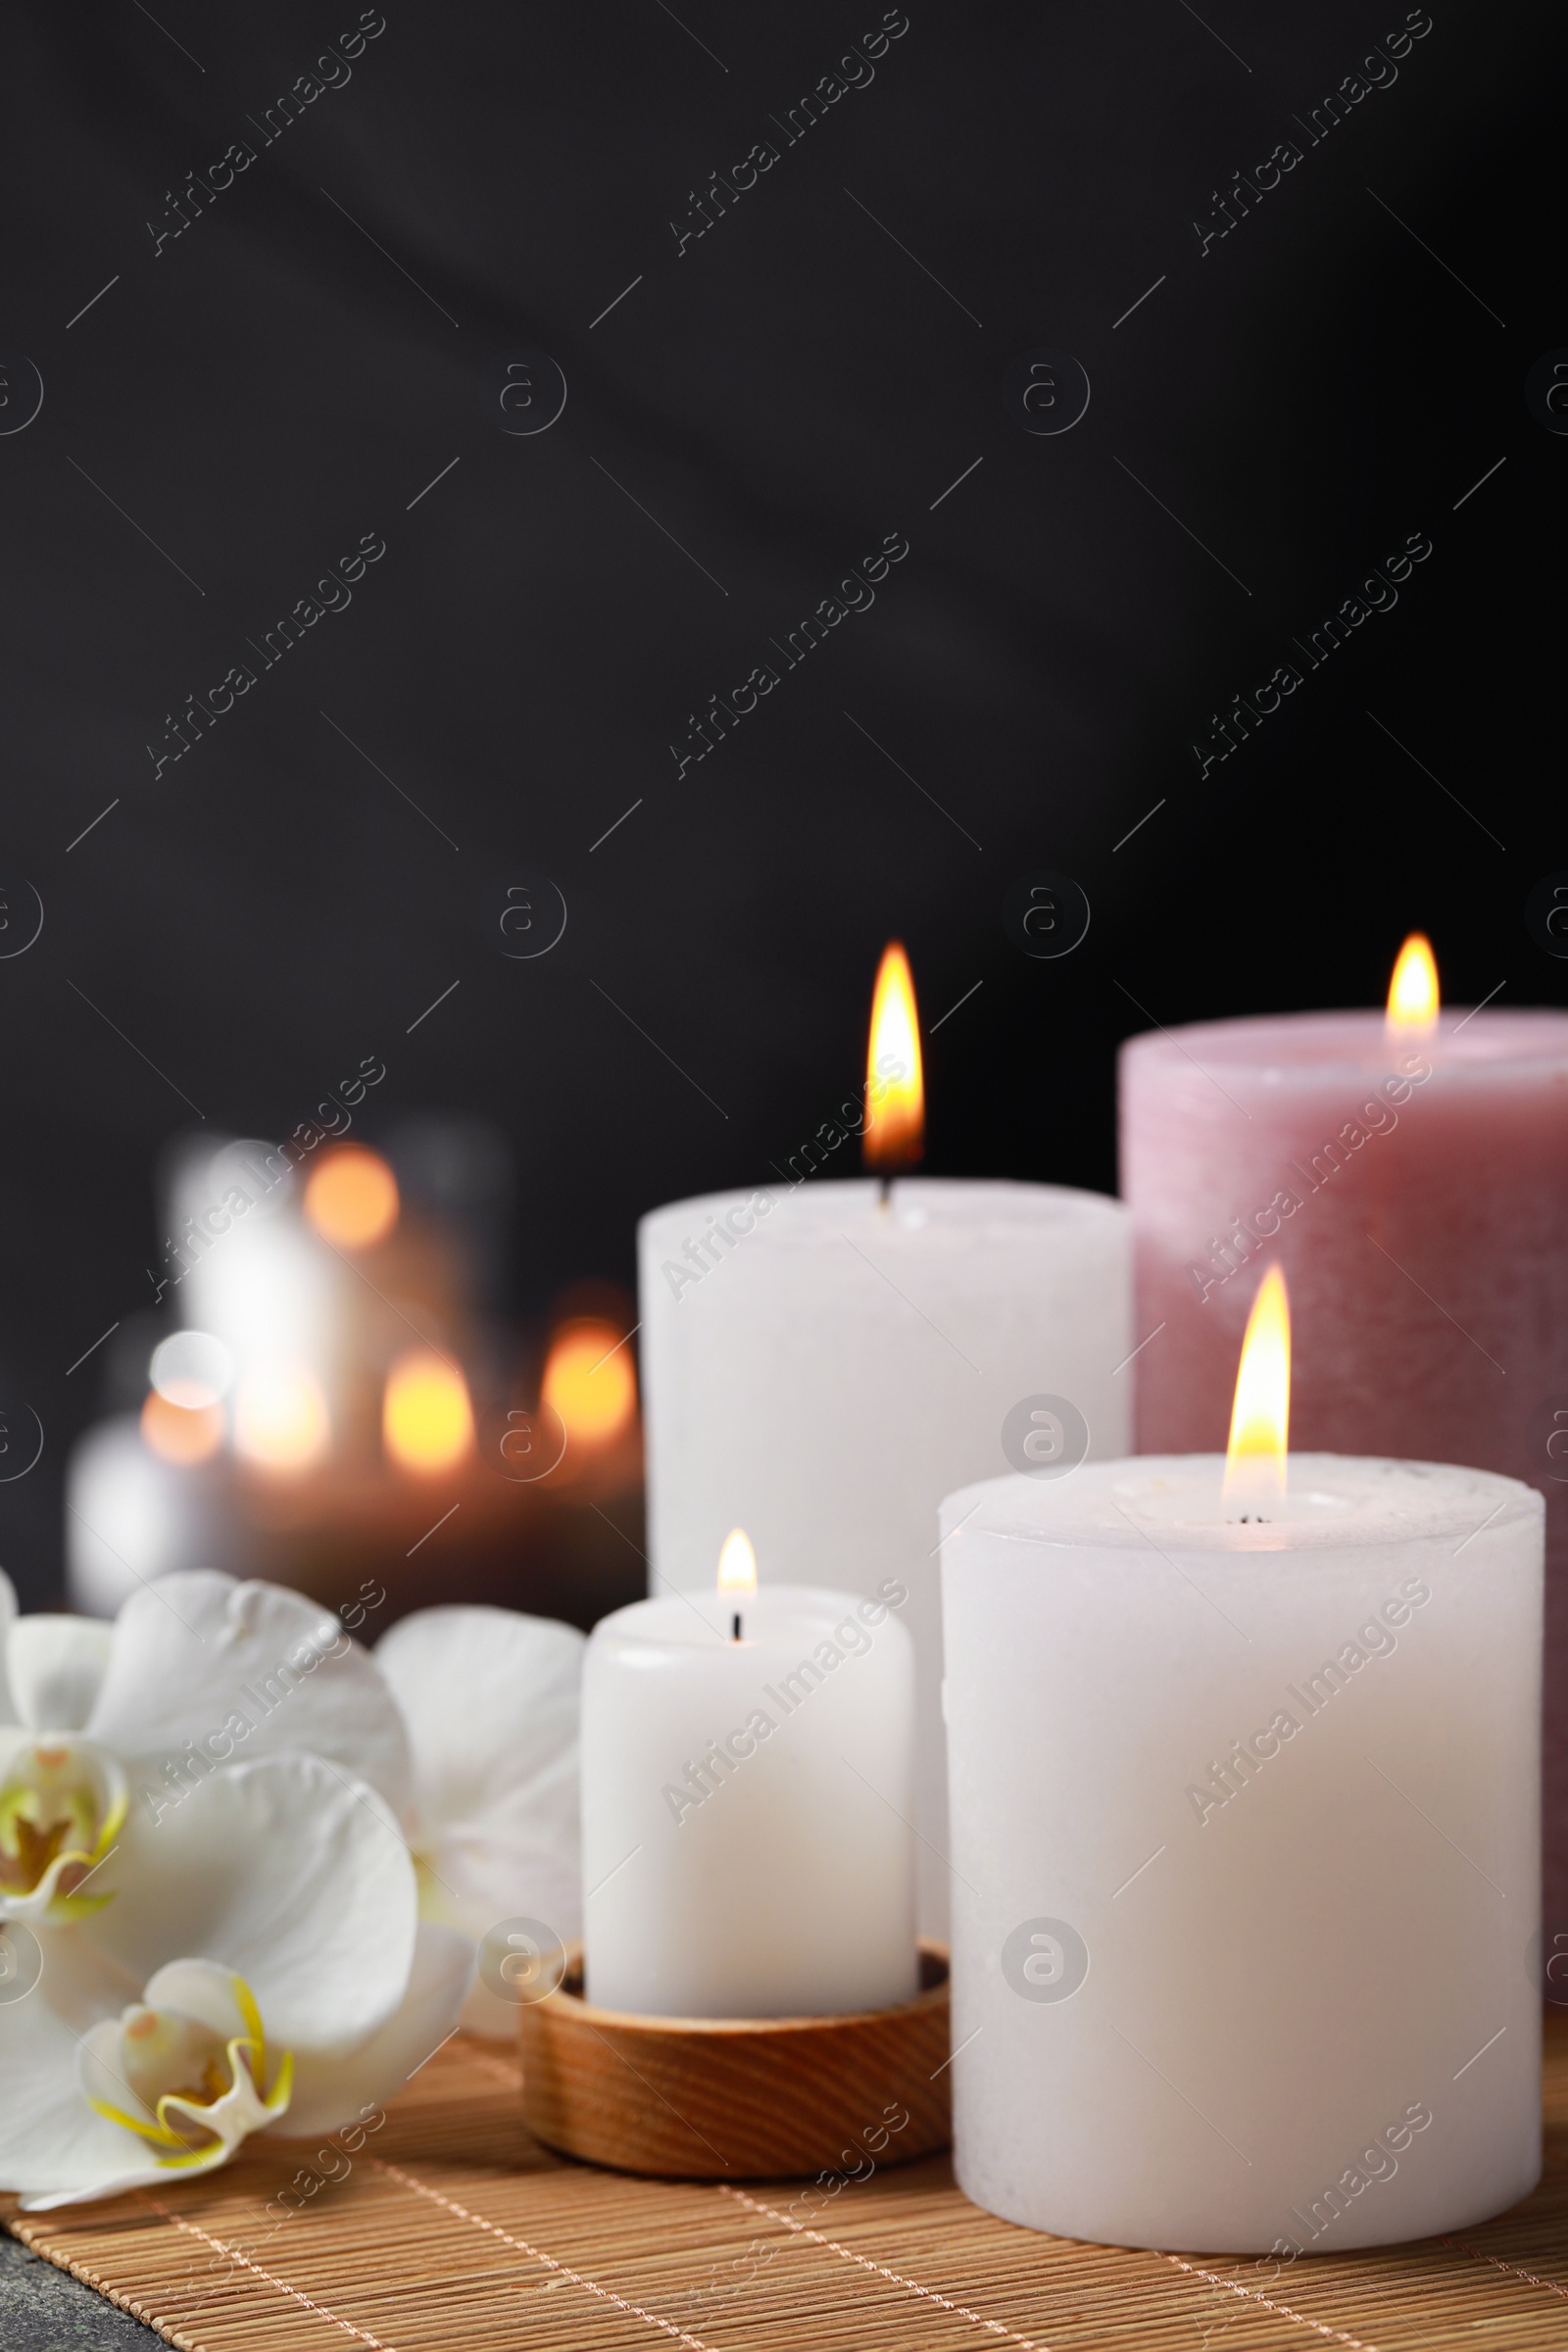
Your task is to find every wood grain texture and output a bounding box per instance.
[517,1941,952,2179]
[4,2013,1568,2351]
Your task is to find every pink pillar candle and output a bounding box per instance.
[1120,1007,1568,1963]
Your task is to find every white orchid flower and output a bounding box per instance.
[375,1606,583,2035]
[0,1566,410,1928]
[0,1568,470,2208]
[0,1746,472,2209]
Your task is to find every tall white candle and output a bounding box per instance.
[65,1416,248,1616]
[639,1175,1130,1933]
[939,1451,1543,2252]
[581,1548,917,2019]
[167,1138,340,1439]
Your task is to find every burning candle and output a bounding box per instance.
[303,1144,401,1250]
[940,1269,1543,2253]
[640,944,1131,1933]
[540,1318,638,1454]
[1120,940,1568,1956]
[234,1363,332,1473]
[580,1530,917,2018]
[382,1348,475,1476]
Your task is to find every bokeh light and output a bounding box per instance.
[140,1390,223,1465]
[383,1348,474,1475]
[233,1364,331,1472]
[540,1319,636,1447]
[304,1146,400,1250]
[149,1329,233,1410]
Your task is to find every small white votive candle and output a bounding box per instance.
[582,1538,917,2019]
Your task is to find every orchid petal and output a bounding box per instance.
[277,1923,473,2137]
[0,1566,19,1722]
[86,1572,412,1820]
[139,1958,254,2047]
[414,1820,581,2037]
[418,1822,582,1943]
[375,1605,581,1849]
[0,1928,153,2201]
[6,1617,115,1734]
[24,1973,286,2211]
[85,1752,416,2057]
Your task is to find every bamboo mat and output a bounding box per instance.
[7,2019,1568,2352]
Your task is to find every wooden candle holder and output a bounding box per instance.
[518,1942,951,2179]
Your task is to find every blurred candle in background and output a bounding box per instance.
[640,944,1132,1934]
[1120,938,1568,1962]
[66,1412,245,1614]
[166,1138,338,1419]
[65,1118,650,1636]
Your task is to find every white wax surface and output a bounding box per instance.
[941,1454,1543,2252]
[639,1177,1131,1934]
[581,1583,917,2019]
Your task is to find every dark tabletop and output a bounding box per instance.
[0,2233,165,2351]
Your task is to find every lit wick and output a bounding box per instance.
[717,1526,757,1649]
[863,941,924,1208]
[1386,931,1439,1045]
[1222,1263,1291,1522]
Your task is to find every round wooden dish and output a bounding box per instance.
[518,1941,951,2179]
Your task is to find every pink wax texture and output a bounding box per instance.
[1120,1009,1568,1953]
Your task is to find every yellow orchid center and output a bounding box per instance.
[89,1975,293,2168]
[0,1739,127,1919]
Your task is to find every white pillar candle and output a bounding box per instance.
[65,1417,249,1616]
[581,1551,917,2018]
[939,1452,1543,2252]
[639,1176,1130,1933]
[166,1138,341,1441]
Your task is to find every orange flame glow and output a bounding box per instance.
[717,1527,758,1597]
[304,1147,400,1250]
[1386,934,1439,1037]
[140,1390,223,1466]
[863,942,924,1173]
[1223,1264,1291,1511]
[540,1321,637,1449]
[383,1349,475,1476]
[234,1365,331,1474]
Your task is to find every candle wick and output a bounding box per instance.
[731,1611,742,1642]
[878,1174,893,1211]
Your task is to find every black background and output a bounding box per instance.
[1,0,1557,1606]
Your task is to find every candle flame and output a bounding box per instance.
[540,1320,636,1448]
[863,942,924,1172]
[304,1146,400,1250]
[383,1348,475,1476]
[1386,933,1439,1037]
[1223,1264,1291,1511]
[234,1365,331,1474]
[716,1527,758,1597]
